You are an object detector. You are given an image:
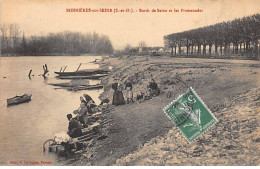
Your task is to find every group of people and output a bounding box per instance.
[66,79,160,138]
[67,94,97,138]
[112,79,160,106]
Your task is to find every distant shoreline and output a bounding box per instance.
[0,53,110,57]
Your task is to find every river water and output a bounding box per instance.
[0,56,105,165]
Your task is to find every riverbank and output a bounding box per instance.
[116,87,260,165]
[68,55,260,165]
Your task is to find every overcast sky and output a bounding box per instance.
[1,0,259,49]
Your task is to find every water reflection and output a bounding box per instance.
[43,76,48,84]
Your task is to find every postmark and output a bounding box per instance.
[163,87,218,143]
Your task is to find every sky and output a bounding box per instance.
[0,0,260,50]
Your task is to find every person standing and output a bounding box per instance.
[125,81,134,104]
[112,82,125,106]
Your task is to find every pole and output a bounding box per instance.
[76,63,82,72]
[63,66,67,72]
[28,70,32,78]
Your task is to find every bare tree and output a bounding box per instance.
[138,41,146,53]
[138,41,146,48]
[124,43,132,52]
[1,24,114,56]
[12,24,21,49]
[0,24,8,49]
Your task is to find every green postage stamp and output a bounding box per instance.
[163,87,218,143]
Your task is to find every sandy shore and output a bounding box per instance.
[68,55,260,165]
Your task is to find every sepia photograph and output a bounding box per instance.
[0,0,259,166]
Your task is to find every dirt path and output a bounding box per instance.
[68,56,260,166]
[91,98,174,165]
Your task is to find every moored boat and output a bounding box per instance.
[67,84,103,91]
[7,94,32,106]
[54,69,110,76]
[57,74,108,80]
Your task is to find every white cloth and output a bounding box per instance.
[54,132,71,144]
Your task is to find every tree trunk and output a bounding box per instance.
[215,44,218,56]
[198,44,201,56]
[246,41,249,54]
[228,43,231,56]
[220,44,223,56]
[255,39,259,58]
[178,45,181,55]
[42,64,49,77]
[244,43,246,54]
[235,44,238,55]
[232,43,235,55]
[186,46,189,56]
[171,47,173,56]
[209,44,212,57]
[203,44,206,56]
[224,43,227,56]
[174,46,177,55]
[191,45,194,55]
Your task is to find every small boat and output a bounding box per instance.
[49,83,89,88]
[67,84,103,91]
[57,74,108,80]
[7,94,32,106]
[54,69,110,76]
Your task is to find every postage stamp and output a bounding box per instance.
[163,87,218,143]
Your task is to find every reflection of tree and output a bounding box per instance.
[43,76,48,84]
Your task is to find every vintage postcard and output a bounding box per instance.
[0,0,259,166]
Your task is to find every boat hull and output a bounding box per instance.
[54,69,110,76]
[7,94,32,106]
[57,74,108,80]
[67,84,103,91]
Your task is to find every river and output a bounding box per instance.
[0,56,105,165]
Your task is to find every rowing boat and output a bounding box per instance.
[57,74,108,80]
[7,94,32,106]
[67,84,103,91]
[54,69,110,76]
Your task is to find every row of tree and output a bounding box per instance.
[164,14,260,58]
[0,24,114,56]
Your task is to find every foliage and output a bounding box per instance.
[0,26,114,56]
[164,14,260,58]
